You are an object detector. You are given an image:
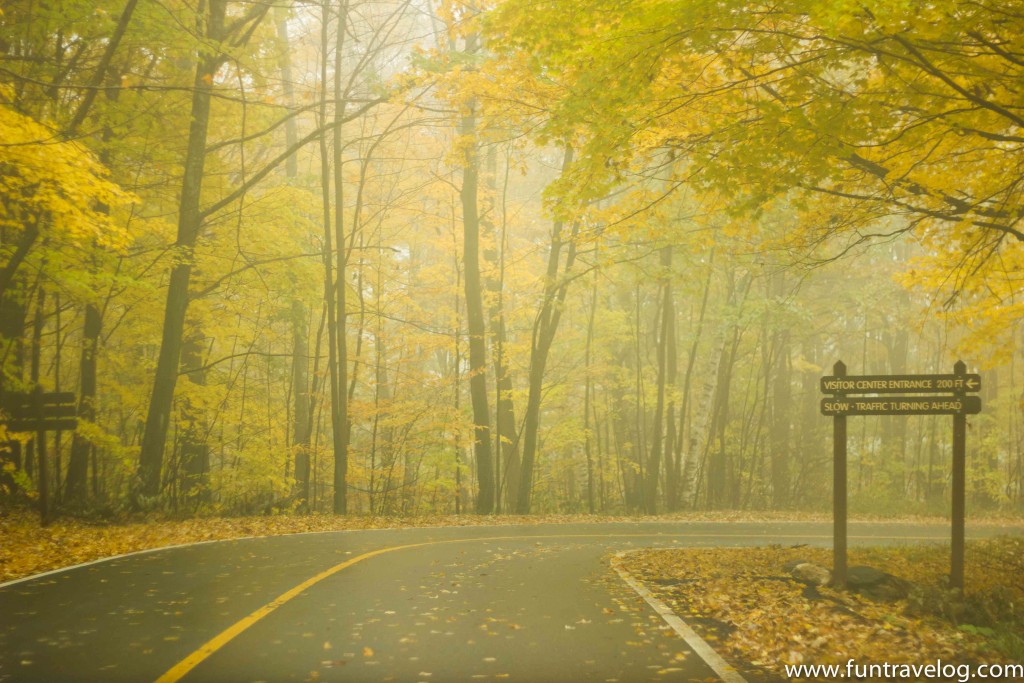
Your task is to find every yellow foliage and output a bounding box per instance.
[0,96,134,250]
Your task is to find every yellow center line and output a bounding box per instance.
[154,541,426,683]
[153,530,949,683]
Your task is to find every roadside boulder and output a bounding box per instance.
[790,562,831,586]
[847,565,911,601]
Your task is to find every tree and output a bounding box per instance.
[484,0,1024,335]
[514,147,578,514]
[458,32,497,515]
[275,7,313,510]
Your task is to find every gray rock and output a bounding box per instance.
[846,565,911,600]
[847,565,888,587]
[791,562,832,586]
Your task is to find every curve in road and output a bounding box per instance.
[2,521,1017,683]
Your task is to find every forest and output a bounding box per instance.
[1,0,1022,520]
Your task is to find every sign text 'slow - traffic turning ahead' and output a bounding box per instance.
[821,395,982,417]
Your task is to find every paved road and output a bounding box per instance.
[1,521,1019,683]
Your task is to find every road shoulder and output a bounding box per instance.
[612,550,748,683]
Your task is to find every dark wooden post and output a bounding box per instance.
[950,360,967,591]
[832,360,847,589]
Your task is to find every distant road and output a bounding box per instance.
[1,521,1020,682]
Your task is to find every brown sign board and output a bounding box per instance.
[820,374,980,394]
[2,390,77,432]
[7,403,77,419]
[2,391,76,407]
[7,418,78,432]
[821,395,982,417]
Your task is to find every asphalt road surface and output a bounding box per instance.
[2,521,1019,683]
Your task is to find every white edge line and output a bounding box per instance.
[0,517,1002,590]
[0,538,225,589]
[612,549,748,683]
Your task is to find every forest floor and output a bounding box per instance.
[619,540,1024,681]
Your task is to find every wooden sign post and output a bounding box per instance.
[951,361,968,591]
[821,361,979,591]
[1,388,78,524]
[832,361,848,589]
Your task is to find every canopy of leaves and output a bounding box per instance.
[0,93,132,250]
[484,0,1024,350]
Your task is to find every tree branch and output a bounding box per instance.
[197,95,390,221]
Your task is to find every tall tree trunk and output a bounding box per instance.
[515,147,577,514]
[482,147,520,513]
[645,246,674,514]
[633,280,647,508]
[31,289,48,523]
[662,269,678,510]
[680,338,724,508]
[707,319,737,509]
[451,251,465,515]
[769,273,791,509]
[706,271,748,508]
[136,0,228,499]
[490,294,519,512]
[179,329,210,507]
[317,0,349,515]
[331,0,353,515]
[277,7,312,509]
[291,298,312,507]
[583,273,598,514]
[65,301,100,504]
[676,257,718,508]
[460,33,495,514]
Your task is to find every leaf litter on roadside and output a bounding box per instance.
[618,542,1022,681]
